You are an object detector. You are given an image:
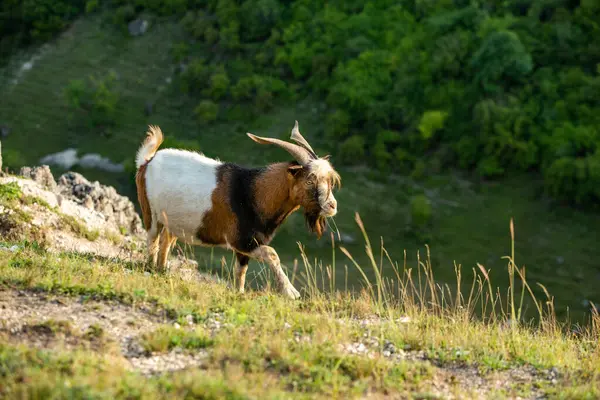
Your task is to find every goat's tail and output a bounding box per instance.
[135,125,164,169]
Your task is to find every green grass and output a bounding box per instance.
[0,215,599,398]
[58,213,100,242]
[1,11,600,324]
[0,181,23,203]
[141,325,214,353]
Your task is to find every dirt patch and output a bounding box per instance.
[336,318,555,400]
[425,362,552,400]
[0,289,207,375]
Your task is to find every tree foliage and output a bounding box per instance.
[5,0,600,206]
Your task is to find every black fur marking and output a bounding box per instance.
[217,163,292,253]
[236,252,250,266]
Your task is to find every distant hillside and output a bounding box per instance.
[1,3,600,321]
[2,0,600,206]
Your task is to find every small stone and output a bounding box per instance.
[339,233,356,244]
[185,314,194,325]
[144,102,153,116]
[173,322,181,329]
[383,340,396,355]
[128,19,148,36]
[83,195,94,209]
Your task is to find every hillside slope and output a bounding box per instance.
[1,11,600,321]
[0,169,599,399]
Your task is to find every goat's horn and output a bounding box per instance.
[246,132,312,165]
[290,120,318,159]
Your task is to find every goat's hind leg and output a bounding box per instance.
[146,220,161,269]
[156,226,176,272]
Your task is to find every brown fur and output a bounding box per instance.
[196,161,331,248]
[135,126,164,231]
[196,168,239,246]
[255,162,330,239]
[135,164,152,230]
[254,163,300,226]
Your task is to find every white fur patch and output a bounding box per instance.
[308,158,338,216]
[308,159,335,179]
[145,149,222,244]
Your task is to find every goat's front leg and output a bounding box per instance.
[250,245,300,299]
[235,252,249,293]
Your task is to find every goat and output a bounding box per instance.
[135,121,341,299]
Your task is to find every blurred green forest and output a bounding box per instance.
[2,0,600,206]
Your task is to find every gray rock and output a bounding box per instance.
[144,101,153,116]
[340,233,356,244]
[383,340,396,356]
[19,165,57,191]
[39,148,79,169]
[0,125,9,138]
[78,153,124,172]
[57,172,143,235]
[128,19,148,36]
[39,149,124,173]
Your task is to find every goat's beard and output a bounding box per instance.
[304,210,327,239]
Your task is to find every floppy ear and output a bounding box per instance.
[287,164,303,178]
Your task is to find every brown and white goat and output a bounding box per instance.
[135,121,341,299]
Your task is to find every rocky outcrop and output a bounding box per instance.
[2,164,201,277]
[56,172,143,235]
[19,165,57,191]
[16,166,143,236]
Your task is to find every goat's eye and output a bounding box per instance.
[306,179,314,186]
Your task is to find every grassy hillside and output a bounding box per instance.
[1,12,600,323]
[0,231,599,399]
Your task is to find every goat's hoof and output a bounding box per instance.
[281,284,301,300]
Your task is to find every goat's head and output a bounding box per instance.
[247,121,341,238]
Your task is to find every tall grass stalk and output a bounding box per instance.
[508,218,516,325]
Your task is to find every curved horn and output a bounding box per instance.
[247,132,312,165]
[290,120,318,159]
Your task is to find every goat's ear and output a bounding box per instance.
[287,164,303,178]
[322,155,331,161]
